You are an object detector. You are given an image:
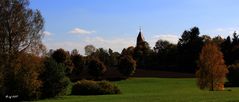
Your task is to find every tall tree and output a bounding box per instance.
[196,42,228,91]
[178,27,203,72]
[0,0,44,100]
[221,36,232,65]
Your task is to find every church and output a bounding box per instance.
[136,28,145,47]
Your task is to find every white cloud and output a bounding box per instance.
[69,28,95,35]
[43,36,135,55]
[83,37,135,52]
[43,31,52,36]
[152,34,179,44]
[43,41,86,55]
[214,27,239,37]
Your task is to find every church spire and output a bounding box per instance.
[136,26,145,46]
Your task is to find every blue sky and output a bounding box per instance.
[30,0,239,54]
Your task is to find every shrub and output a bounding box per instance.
[97,81,121,94]
[40,58,72,98]
[88,58,107,79]
[118,55,136,77]
[227,62,239,83]
[71,80,121,95]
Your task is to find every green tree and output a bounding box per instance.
[109,49,120,67]
[52,48,73,75]
[92,48,111,67]
[118,55,136,77]
[154,40,178,67]
[70,53,84,79]
[178,27,203,72]
[87,58,107,80]
[52,48,68,63]
[40,58,71,98]
[134,41,152,68]
[196,42,228,91]
[227,62,239,84]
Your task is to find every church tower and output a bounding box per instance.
[136,27,145,46]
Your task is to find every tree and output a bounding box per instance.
[212,36,224,45]
[12,53,43,100]
[91,48,111,67]
[154,40,172,54]
[0,0,44,100]
[51,48,73,75]
[118,55,136,77]
[178,27,203,72]
[70,53,84,79]
[196,42,228,91]
[51,48,68,63]
[40,58,71,98]
[221,36,232,65]
[134,41,152,68]
[87,58,107,79]
[121,46,135,56]
[108,49,120,67]
[85,45,96,56]
[227,62,239,84]
[71,49,79,56]
[154,40,178,68]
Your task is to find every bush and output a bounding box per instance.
[40,58,72,98]
[88,58,107,79]
[71,80,121,95]
[118,55,136,77]
[97,81,121,94]
[227,62,239,83]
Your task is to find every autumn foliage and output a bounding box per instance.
[196,42,228,91]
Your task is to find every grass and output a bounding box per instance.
[36,78,239,102]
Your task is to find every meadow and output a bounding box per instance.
[36,78,239,102]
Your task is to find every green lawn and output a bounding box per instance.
[36,78,239,102]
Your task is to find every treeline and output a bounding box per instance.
[122,27,239,73]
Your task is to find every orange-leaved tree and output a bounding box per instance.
[196,42,228,91]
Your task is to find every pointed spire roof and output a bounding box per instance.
[137,27,145,42]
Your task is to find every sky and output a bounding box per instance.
[30,0,239,55]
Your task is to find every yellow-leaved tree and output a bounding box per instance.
[197,42,228,91]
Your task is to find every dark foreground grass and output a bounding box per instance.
[36,78,239,102]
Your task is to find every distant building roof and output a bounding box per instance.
[136,30,145,46]
[137,31,145,42]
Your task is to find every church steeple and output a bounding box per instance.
[136,27,145,46]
